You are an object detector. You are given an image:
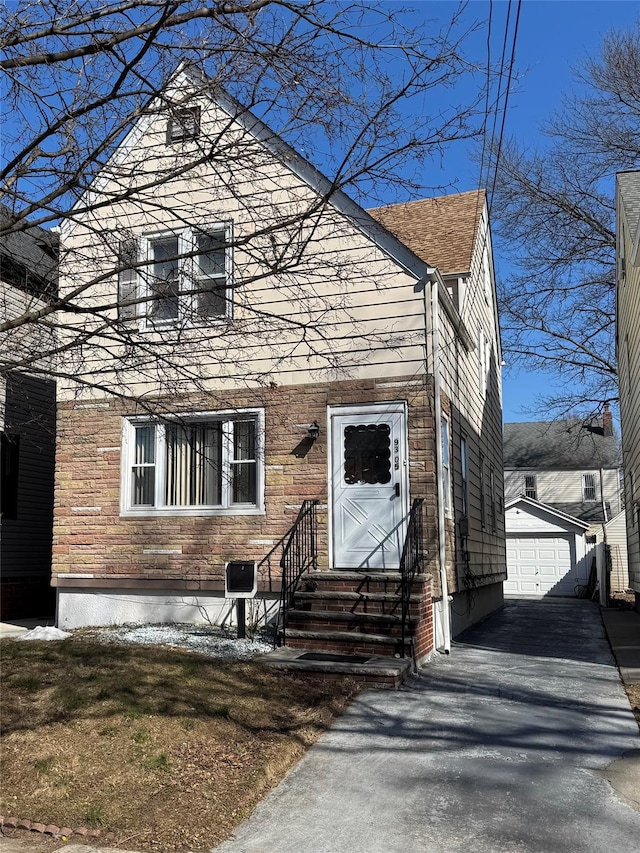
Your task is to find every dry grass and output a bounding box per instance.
[0,638,357,851]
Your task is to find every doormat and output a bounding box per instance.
[297,652,373,663]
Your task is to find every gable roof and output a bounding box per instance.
[505,495,590,530]
[503,420,620,469]
[617,170,640,265]
[62,66,487,296]
[368,190,486,275]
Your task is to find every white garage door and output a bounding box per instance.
[505,535,577,597]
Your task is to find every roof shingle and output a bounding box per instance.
[368,189,486,275]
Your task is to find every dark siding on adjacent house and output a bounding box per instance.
[1,372,56,618]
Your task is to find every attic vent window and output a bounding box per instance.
[168,107,201,142]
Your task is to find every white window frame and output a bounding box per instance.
[120,223,233,329]
[120,408,265,517]
[582,472,597,503]
[441,415,452,518]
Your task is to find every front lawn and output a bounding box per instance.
[0,638,356,851]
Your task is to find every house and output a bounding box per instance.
[503,413,627,598]
[0,206,58,619]
[50,66,506,667]
[616,170,640,611]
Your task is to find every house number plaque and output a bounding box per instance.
[394,438,399,470]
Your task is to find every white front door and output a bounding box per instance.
[330,405,408,569]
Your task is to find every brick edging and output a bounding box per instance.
[0,815,114,841]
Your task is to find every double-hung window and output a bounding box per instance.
[123,410,263,515]
[524,473,537,500]
[117,224,232,326]
[582,472,597,503]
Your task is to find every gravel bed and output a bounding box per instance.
[79,623,274,660]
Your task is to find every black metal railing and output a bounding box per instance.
[258,499,319,647]
[399,498,425,659]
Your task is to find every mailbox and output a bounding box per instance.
[225,561,257,598]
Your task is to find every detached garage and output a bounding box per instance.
[505,497,590,597]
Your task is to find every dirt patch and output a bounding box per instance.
[625,683,640,731]
[0,638,358,851]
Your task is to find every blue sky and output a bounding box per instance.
[384,0,638,422]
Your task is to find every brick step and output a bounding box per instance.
[263,647,412,690]
[286,608,416,637]
[302,570,425,596]
[284,628,410,657]
[293,590,421,616]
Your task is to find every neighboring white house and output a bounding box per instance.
[616,170,640,612]
[503,414,627,598]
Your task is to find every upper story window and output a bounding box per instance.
[117,224,232,327]
[524,473,537,500]
[441,415,452,517]
[167,107,201,143]
[122,410,264,516]
[582,472,597,503]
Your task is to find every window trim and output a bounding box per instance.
[120,409,265,517]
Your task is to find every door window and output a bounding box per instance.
[343,423,391,485]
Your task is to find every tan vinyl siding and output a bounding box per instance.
[617,183,640,595]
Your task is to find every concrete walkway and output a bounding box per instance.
[214,598,640,853]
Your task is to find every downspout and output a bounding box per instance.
[427,269,451,654]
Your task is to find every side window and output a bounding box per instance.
[441,416,451,517]
[490,466,497,532]
[479,452,486,530]
[460,436,468,518]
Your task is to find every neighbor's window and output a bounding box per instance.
[124,411,262,514]
[582,472,597,503]
[441,416,452,517]
[524,473,537,500]
[167,106,201,143]
[117,224,232,326]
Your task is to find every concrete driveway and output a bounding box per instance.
[214,598,640,853]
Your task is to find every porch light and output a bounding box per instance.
[306,421,320,441]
